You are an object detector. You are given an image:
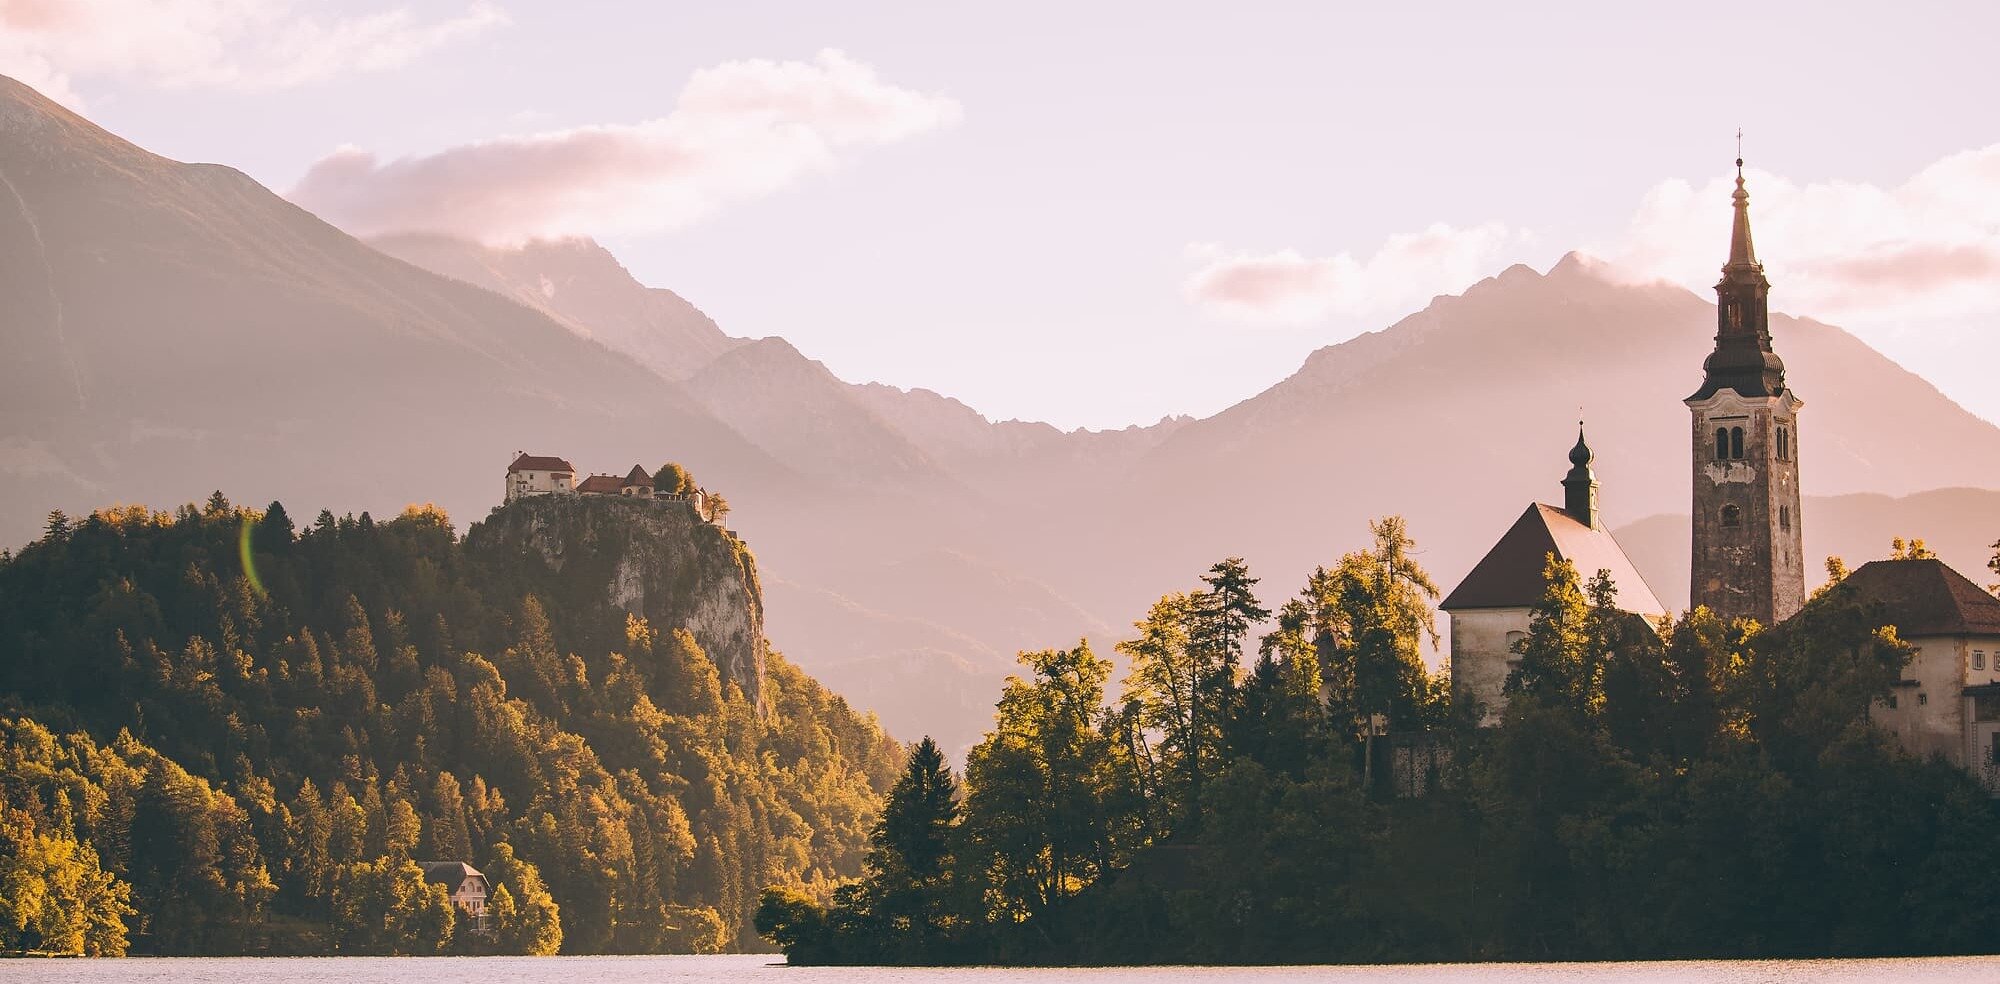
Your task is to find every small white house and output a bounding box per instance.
[420,861,493,932]
[505,453,575,503]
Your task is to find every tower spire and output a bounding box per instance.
[1689,141,1785,402]
[1728,131,1758,271]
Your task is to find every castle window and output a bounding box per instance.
[1777,427,1790,461]
[1721,504,1741,528]
[1715,428,1729,460]
[1729,427,1744,460]
[1976,650,1986,671]
[1779,505,1790,531]
[1887,694,1898,709]
[1919,693,1928,706]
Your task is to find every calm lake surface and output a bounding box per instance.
[0,954,1995,983]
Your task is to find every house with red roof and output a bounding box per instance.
[504,453,575,503]
[1842,558,2000,788]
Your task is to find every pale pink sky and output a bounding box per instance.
[6,0,1999,430]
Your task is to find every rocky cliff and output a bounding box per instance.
[468,494,767,708]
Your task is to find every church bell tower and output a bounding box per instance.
[1686,154,1805,626]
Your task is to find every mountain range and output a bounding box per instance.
[4,73,1997,754]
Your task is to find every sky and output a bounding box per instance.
[5,0,1999,431]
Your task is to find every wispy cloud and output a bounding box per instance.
[1189,145,2000,335]
[287,48,963,243]
[1601,147,2000,326]
[0,0,506,108]
[1184,222,1524,325]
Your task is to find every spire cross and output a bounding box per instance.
[1736,128,1744,174]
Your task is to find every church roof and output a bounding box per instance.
[1441,503,1665,615]
[1837,559,2000,638]
[508,453,574,473]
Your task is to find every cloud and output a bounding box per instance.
[1184,222,1524,325]
[0,0,506,108]
[287,48,962,243]
[1600,147,2000,326]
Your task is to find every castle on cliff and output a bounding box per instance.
[1442,158,2000,789]
[502,453,732,529]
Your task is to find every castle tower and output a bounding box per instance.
[1686,156,1805,626]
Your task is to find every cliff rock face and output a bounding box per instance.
[469,494,766,707]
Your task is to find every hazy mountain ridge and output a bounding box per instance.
[0,74,799,548]
[367,233,744,380]
[6,72,1999,759]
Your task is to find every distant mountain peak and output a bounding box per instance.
[0,74,159,169]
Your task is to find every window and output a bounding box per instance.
[1978,650,1987,671]
[1919,693,1929,706]
[1730,426,1745,460]
[1777,427,1790,461]
[1779,505,1790,531]
[1978,694,2000,722]
[1721,504,1741,528]
[1887,694,1898,709]
[1715,427,1729,460]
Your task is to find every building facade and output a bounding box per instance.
[1442,429,1665,726]
[1685,161,1805,627]
[1842,559,2000,792]
[420,861,493,933]
[505,453,575,503]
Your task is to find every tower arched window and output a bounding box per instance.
[1715,428,1729,460]
[1777,426,1789,461]
[1779,505,1790,531]
[1721,504,1741,528]
[1729,427,1744,460]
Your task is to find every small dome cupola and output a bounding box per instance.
[1562,421,1601,529]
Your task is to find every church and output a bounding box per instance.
[1444,156,2000,786]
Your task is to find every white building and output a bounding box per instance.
[1846,559,2000,792]
[420,861,493,932]
[1441,428,1666,726]
[505,453,575,503]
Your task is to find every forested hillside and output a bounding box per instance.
[0,494,900,955]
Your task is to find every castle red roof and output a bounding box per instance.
[1442,503,1665,615]
[1837,559,2000,638]
[508,453,574,473]
[576,474,624,494]
[624,465,654,487]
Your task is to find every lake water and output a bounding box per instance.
[0,954,1994,983]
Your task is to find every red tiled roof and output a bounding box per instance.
[1442,503,1665,615]
[576,474,624,494]
[1837,559,2000,637]
[509,453,574,473]
[624,465,654,487]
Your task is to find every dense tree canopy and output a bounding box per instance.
[0,494,899,954]
[760,518,2000,965]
